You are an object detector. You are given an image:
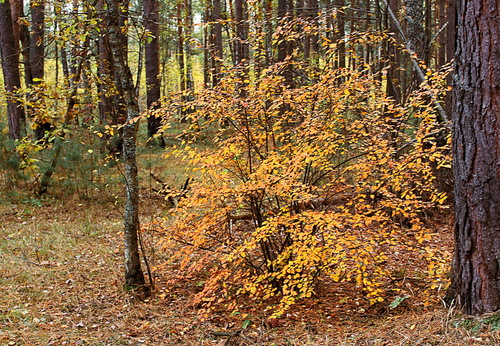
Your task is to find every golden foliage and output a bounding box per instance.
[153,59,451,317]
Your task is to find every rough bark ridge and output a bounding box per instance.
[448,0,500,315]
[105,0,145,290]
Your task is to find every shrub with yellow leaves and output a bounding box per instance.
[153,56,451,317]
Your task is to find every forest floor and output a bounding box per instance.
[1,178,499,345]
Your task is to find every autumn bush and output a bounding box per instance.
[153,53,451,317]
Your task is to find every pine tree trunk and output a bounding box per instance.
[0,0,26,139]
[143,0,163,143]
[211,0,223,86]
[447,0,500,315]
[29,0,50,140]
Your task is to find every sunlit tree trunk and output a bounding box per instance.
[447,0,500,315]
[0,0,26,139]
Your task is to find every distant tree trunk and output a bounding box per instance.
[445,0,456,116]
[211,0,223,86]
[0,0,26,139]
[234,0,249,67]
[30,0,49,140]
[234,0,249,95]
[336,0,345,69]
[143,0,163,144]
[404,0,424,94]
[29,0,44,82]
[386,0,402,102]
[277,0,287,63]
[423,0,431,64]
[184,0,194,92]
[203,7,210,86]
[303,0,319,62]
[437,0,446,67]
[105,0,146,291]
[17,0,32,87]
[177,2,186,93]
[447,0,500,315]
[97,0,115,133]
[263,0,272,67]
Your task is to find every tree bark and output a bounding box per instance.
[143,0,163,143]
[105,0,146,290]
[29,0,50,140]
[447,0,500,315]
[0,0,26,139]
[212,0,223,86]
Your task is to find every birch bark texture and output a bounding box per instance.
[105,0,146,289]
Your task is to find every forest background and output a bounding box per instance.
[0,0,498,344]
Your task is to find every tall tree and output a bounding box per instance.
[29,0,50,140]
[210,0,223,86]
[234,0,249,94]
[447,0,499,315]
[105,0,146,291]
[143,0,163,144]
[0,0,26,139]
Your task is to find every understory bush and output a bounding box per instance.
[153,59,451,317]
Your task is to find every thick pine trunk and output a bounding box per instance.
[0,0,26,139]
[447,0,500,315]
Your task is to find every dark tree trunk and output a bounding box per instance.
[143,0,163,144]
[29,0,44,82]
[17,0,32,87]
[384,0,403,103]
[105,0,146,291]
[336,0,345,69]
[303,0,318,62]
[263,0,272,67]
[445,0,456,117]
[234,0,249,95]
[447,0,500,315]
[97,0,115,126]
[437,0,446,67]
[234,0,249,67]
[277,0,287,63]
[177,2,186,93]
[404,0,424,95]
[211,0,223,86]
[29,0,50,140]
[0,0,26,139]
[96,0,126,154]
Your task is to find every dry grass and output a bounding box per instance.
[0,154,499,345]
